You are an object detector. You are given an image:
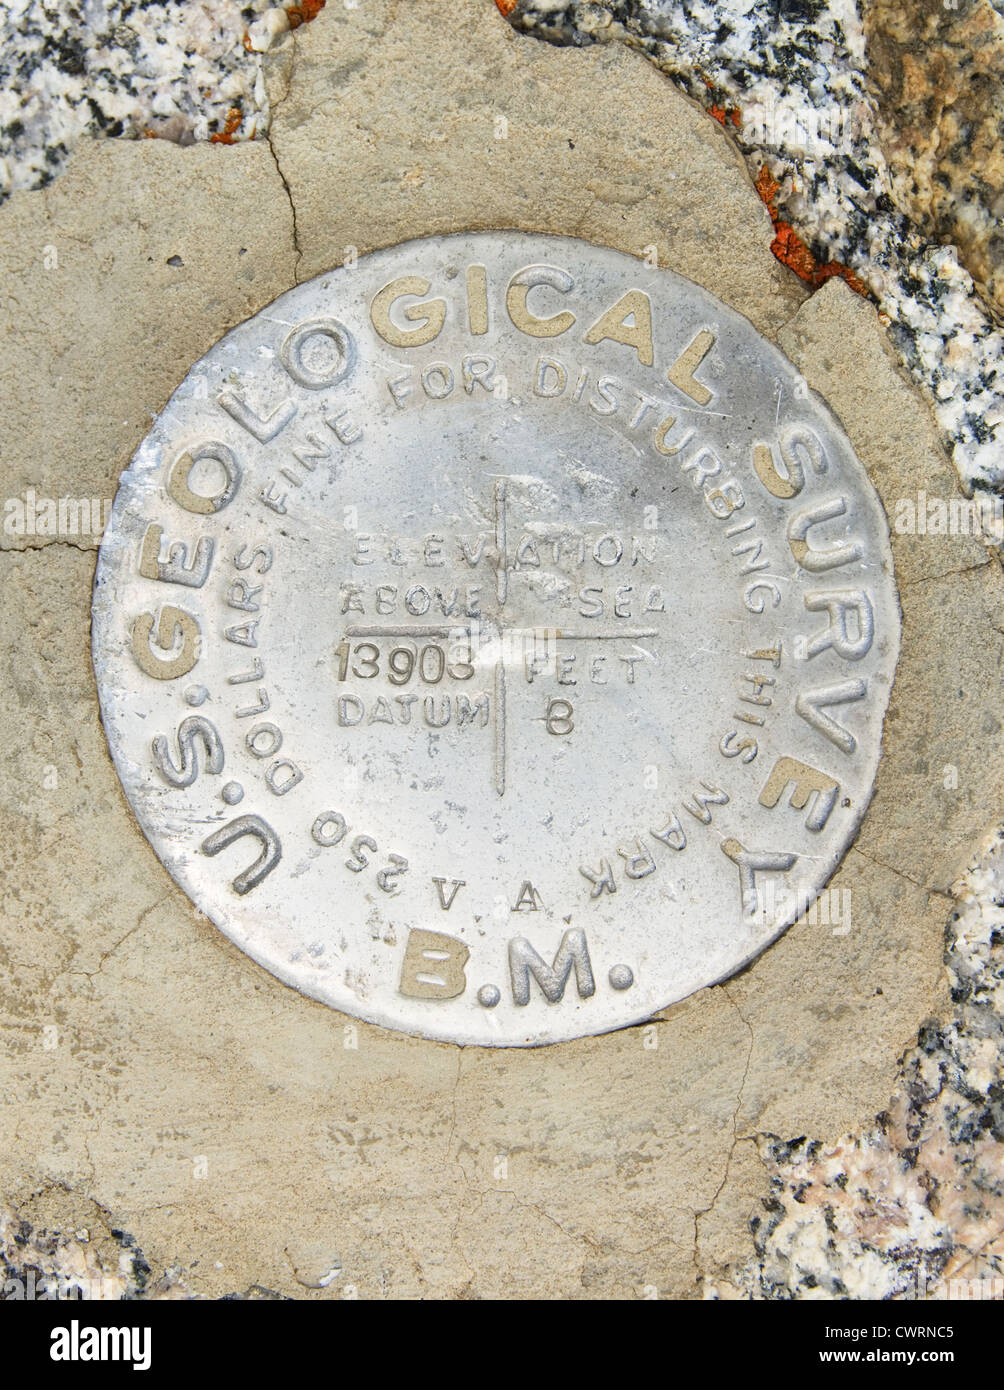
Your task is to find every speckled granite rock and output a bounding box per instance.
[0,0,278,195]
[863,0,1004,317]
[3,0,1000,1301]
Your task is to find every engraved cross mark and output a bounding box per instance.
[343,478,660,797]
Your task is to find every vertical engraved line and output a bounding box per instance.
[494,656,506,798]
[494,478,508,607]
[467,264,489,335]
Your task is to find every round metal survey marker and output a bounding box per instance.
[92,232,900,1045]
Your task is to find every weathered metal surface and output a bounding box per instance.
[91,232,900,1045]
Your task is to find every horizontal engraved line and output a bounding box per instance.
[344,623,659,641]
[552,628,658,641]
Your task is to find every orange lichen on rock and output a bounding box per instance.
[709,103,741,128]
[210,108,243,144]
[495,0,520,14]
[770,221,818,282]
[814,260,869,295]
[287,0,326,27]
[755,163,782,218]
[755,164,868,295]
[703,76,741,129]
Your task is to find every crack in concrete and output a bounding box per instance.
[572,190,600,237]
[72,893,173,980]
[899,558,994,588]
[506,1191,605,1256]
[449,1188,484,1288]
[692,985,757,1277]
[438,1046,606,1286]
[849,845,952,897]
[444,1045,463,1172]
[265,132,302,284]
[260,27,304,286]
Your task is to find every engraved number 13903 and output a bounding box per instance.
[335,640,474,684]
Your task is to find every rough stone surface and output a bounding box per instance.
[0,139,293,551]
[1,0,999,1299]
[262,0,805,335]
[863,0,1004,316]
